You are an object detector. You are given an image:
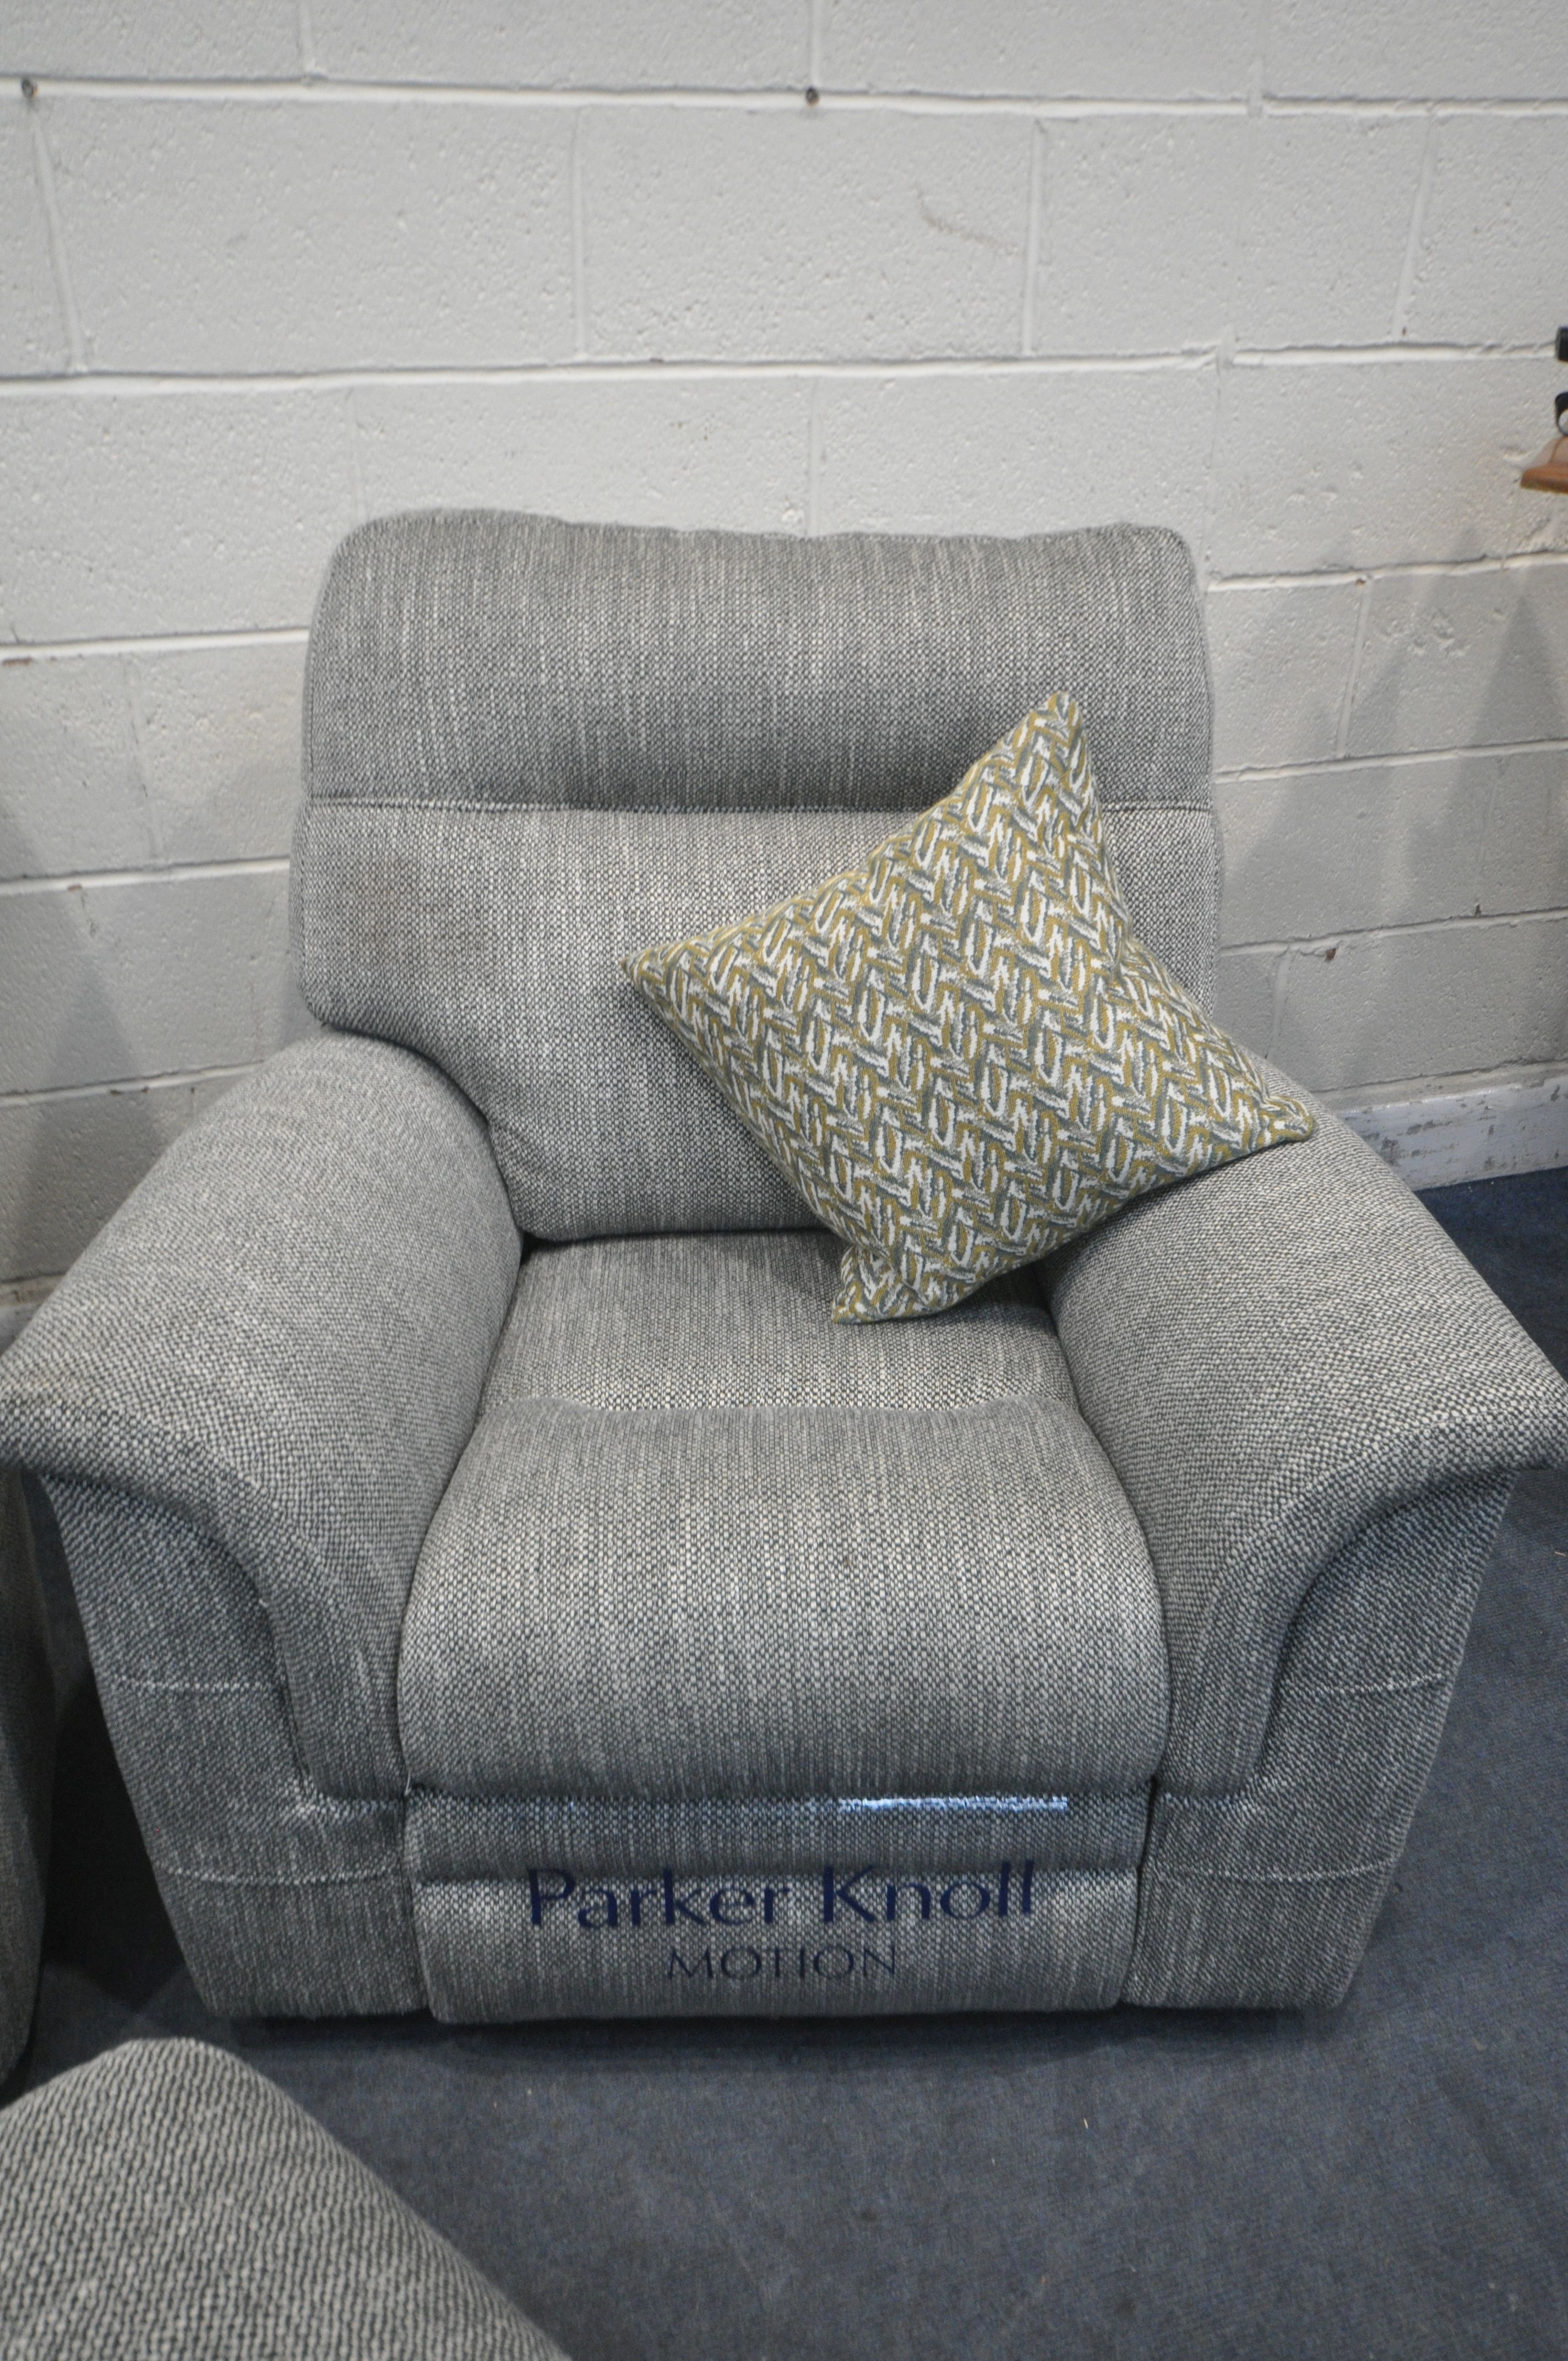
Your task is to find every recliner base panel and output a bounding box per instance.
[31,1467,1519,2021]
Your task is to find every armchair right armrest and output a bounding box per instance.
[1044,1086,1568,2004]
[1047,1089,1568,1795]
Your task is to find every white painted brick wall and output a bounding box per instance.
[46,97,578,373]
[1,2,1565,1283]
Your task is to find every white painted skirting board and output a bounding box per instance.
[1336,1070,1568,1190]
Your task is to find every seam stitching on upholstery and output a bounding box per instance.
[308,796,1216,819]
[157,1865,401,1888]
[20,1392,400,1792]
[94,1670,277,1694]
[406,1866,1136,1892]
[1151,1858,1400,1886]
[403,1788,1144,1809]
[1304,1670,1450,1699]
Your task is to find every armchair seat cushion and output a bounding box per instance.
[398,1230,1169,1804]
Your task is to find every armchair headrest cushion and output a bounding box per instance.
[303,510,1211,817]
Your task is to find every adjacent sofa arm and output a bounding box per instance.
[1045,1084,1568,1797]
[0,1034,521,1798]
[0,1472,55,2079]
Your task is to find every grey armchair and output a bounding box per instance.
[2,513,1564,2021]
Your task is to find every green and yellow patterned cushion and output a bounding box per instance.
[624,698,1314,1323]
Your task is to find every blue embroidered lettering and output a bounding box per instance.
[823,1864,879,1924]
[662,1870,707,1927]
[527,1869,575,1927]
[709,1886,755,1927]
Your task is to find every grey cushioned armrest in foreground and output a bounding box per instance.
[0,1034,520,1799]
[0,2039,568,2358]
[1046,1080,1568,1796]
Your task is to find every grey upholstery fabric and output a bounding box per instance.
[0,1472,53,2080]
[0,2040,568,2358]
[38,1477,420,2020]
[1045,1084,1568,1797]
[406,1788,1148,1880]
[415,1866,1137,2021]
[0,1035,520,1798]
[487,1228,1062,1410]
[400,1228,1168,1800]
[304,511,1212,815]
[1108,802,1219,1009]
[297,800,1218,1241]
[1128,1473,1513,2007]
[296,512,1219,1242]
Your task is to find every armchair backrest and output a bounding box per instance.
[292,511,1219,1242]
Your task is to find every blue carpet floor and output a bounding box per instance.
[8,1168,1567,2360]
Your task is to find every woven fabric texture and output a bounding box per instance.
[0,1035,520,1798]
[414,1867,1137,2021]
[406,1789,1148,1881]
[626,703,1309,1320]
[0,1473,53,2079]
[401,1224,1168,1802]
[296,798,1218,1242]
[1128,1473,1513,2008]
[40,1475,421,2020]
[0,2040,567,2358]
[488,1228,1069,1411]
[1047,1087,1568,1796]
[304,510,1212,815]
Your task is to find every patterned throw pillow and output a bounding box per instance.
[624,698,1314,1323]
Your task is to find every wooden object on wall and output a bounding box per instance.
[1521,345,1568,493]
[1521,434,1568,494]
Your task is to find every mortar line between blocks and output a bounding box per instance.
[1208,552,1568,591]
[1217,733,1568,783]
[1264,946,1290,1063]
[1226,906,1568,958]
[2,628,311,660]
[1324,1058,1568,1106]
[295,0,318,78]
[805,380,823,536]
[1332,578,1375,757]
[118,656,167,868]
[5,569,1562,662]
[0,343,1552,402]
[1389,111,1439,341]
[25,98,85,371]
[569,111,589,358]
[0,1062,265,1112]
[16,79,1568,118]
[0,856,291,899]
[343,385,368,525]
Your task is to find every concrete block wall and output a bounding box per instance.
[3,1,1566,1283]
